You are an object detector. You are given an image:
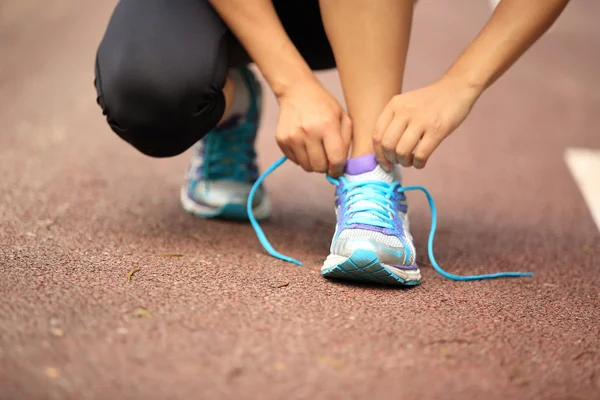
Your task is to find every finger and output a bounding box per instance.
[381,117,409,165]
[412,132,442,169]
[323,115,351,177]
[291,134,312,172]
[306,137,328,173]
[276,136,297,164]
[395,125,424,167]
[278,142,298,164]
[373,106,395,169]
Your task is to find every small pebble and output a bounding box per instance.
[50,328,64,337]
[273,362,286,372]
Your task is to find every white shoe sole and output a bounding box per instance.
[180,186,271,221]
[321,250,421,286]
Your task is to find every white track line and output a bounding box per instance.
[565,147,600,233]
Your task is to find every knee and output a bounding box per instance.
[94,58,226,157]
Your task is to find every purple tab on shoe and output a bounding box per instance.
[344,154,378,175]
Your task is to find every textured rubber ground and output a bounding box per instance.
[2,1,600,399]
[321,249,420,286]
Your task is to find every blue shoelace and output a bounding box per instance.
[202,122,257,182]
[247,156,534,281]
[334,178,402,229]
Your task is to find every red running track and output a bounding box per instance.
[1,1,599,398]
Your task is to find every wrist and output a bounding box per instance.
[269,68,319,99]
[438,72,484,104]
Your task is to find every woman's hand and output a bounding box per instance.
[373,76,481,170]
[276,79,352,177]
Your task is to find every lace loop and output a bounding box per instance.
[340,178,398,229]
[249,156,534,282]
[201,121,257,182]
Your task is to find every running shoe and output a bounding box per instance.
[320,154,421,285]
[180,67,270,220]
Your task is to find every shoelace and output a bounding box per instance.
[333,178,401,229]
[247,156,534,281]
[202,122,257,182]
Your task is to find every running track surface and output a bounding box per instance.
[1,1,599,399]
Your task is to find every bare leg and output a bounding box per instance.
[319,0,414,157]
[219,76,235,124]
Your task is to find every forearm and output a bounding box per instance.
[445,0,569,95]
[209,0,316,96]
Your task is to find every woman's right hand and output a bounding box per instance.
[275,79,352,178]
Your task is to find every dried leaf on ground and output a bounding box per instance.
[508,367,531,386]
[427,338,472,345]
[583,243,597,255]
[188,233,204,242]
[126,268,140,281]
[157,253,184,257]
[572,350,596,361]
[134,308,152,318]
[227,367,243,380]
[316,356,346,368]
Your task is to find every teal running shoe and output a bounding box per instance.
[180,67,271,221]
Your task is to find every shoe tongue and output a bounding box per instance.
[344,154,393,184]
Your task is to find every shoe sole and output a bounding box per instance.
[180,186,271,221]
[321,249,421,286]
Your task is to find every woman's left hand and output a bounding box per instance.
[373,75,481,170]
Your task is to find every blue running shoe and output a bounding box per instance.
[180,67,271,221]
[320,154,421,285]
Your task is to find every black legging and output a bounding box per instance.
[94,0,335,158]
